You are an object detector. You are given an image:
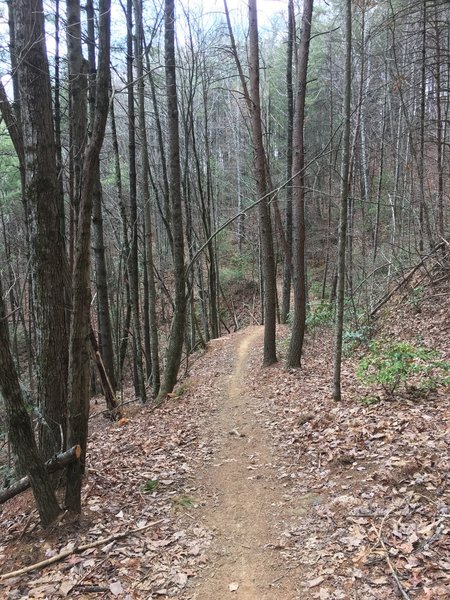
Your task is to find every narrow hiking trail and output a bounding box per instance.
[188,327,302,600]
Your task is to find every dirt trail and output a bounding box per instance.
[190,327,300,600]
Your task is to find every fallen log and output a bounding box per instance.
[370,242,445,319]
[0,520,163,580]
[89,328,122,420]
[0,445,81,505]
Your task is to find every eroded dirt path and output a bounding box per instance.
[190,327,300,599]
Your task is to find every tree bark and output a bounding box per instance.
[125,0,147,402]
[87,0,117,393]
[280,0,295,324]
[0,278,61,527]
[109,97,132,383]
[248,0,277,366]
[157,0,187,400]
[65,0,111,513]
[12,0,69,460]
[287,0,314,368]
[134,0,160,396]
[66,0,88,225]
[333,0,352,401]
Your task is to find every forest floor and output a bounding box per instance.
[1,269,450,599]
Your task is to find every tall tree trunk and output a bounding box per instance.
[66,0,88,226]
[248,0,277,365]
[134,0,160,397]
[433,11,445,241]
[281,0,295,324]
[12,0,69,460]
[126,0,147,402]
[287,0,314,368]
[65,0,111,512]
[418,0,427,251]
[87,0,117,392]
[157,0,187,400]
[145,51,172,247]
[53,0,65,239]
[333,0,352,401]
[110,97,132,383]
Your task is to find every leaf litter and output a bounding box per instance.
[0,272,449,599]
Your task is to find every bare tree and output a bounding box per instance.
[287,0,314,368]
[157,0,187,400]
[87,0,117,393]
[280,0,295,324]
[12,0,69,459]
[248,0,277,365]
[134,0,160,396]
[125,0,147,402]
[225,0,278,365]
[333,0,352,401]
[65,0,111,512]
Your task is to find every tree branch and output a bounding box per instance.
[0,445,81,505]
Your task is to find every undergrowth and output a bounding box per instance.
[357,339,450,397]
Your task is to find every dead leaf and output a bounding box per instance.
[308,576,325,588]
[60,581,73,596]
[110,581,124,596]
[172,572,188,587]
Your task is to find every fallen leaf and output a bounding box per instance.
[60,581,73,596]
[172,572,188,587]
[110,581,124,596]
[308,576,325,588]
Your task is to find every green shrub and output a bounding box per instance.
[306,300,333,332]
[407,285,425,311]
[343,325,372,354]
[356,394,381,406]
[357,339,450,396]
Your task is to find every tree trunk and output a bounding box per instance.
[125,0,146,402]
[134,0,160,397]
[65,0,111,513]
[66,0,88,225]
[248,0,277,366]
[434,14,445,241]
[333,0,352,401]
[12,0,69,460]
[280,0,295,324]
[0,277,61,527]
[157,0,187,400]
[109,97,132,383]
[87,0,117,393]
[287,0,314,368]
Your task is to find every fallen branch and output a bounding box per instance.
[380,536,411,600]
[371,523,411,600]
[89,398,139,420]
[89,327,122,420]
[0,445,81,505]
[72,586,109,593]
[0,520,163,581]
[370,242,445,318]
